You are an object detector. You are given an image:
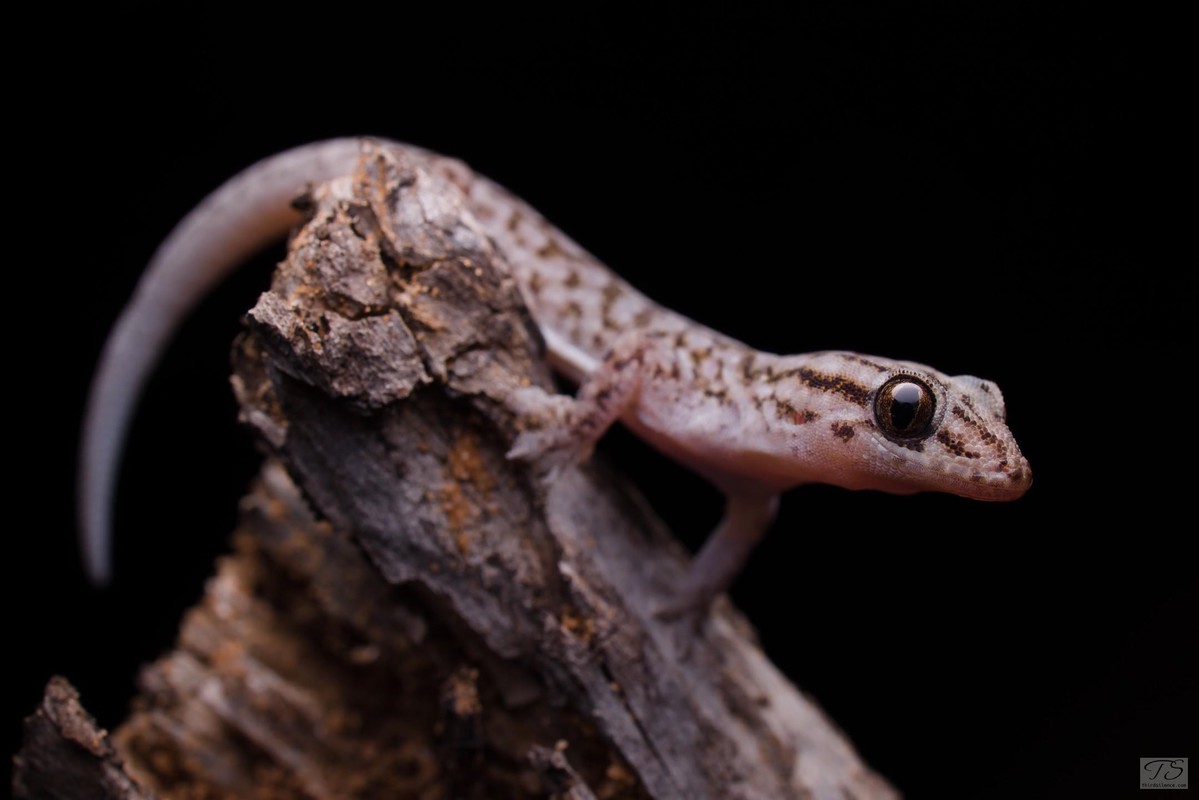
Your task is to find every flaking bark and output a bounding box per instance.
[16,143,897,800]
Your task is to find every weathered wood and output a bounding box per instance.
[12,677,151,800]
[16,142,897,799]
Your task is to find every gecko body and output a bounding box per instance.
[81,139,1030,612]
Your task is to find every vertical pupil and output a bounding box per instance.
[889,382,923,430]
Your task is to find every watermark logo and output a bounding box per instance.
[1141,758,1187,790]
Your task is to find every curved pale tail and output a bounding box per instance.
[79,139,370,584]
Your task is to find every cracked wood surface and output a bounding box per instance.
[15,143,896,800]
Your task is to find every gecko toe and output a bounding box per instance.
[507,428,589,481]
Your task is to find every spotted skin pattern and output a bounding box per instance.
[438,147,1030,614]
[81,139,1031,614]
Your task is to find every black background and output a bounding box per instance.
[9,6,1193,799]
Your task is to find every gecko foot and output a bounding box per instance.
[652,593,712,658]
[505,386,590,480]
[506,425,593,481]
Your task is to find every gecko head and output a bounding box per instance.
[748,355,1031,503]
[850,366,1032,501]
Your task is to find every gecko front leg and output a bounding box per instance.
[507,332,648,479]
[509,331,778,622]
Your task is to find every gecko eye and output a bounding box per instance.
[874,375,936,439]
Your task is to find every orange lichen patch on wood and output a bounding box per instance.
[446,432,496,492]
[560,608,596,643]
[441,667,482,718]
[440,432,499,551]
[440,480,475,548]
[606,760,638,793]
[454,528,472,557]
[265,496,290,522]
[208,640,248,676]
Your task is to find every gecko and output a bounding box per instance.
[79,138,1031,616]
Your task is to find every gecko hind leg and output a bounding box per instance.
[655,491,780,622]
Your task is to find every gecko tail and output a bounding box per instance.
[78,138,372,585]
